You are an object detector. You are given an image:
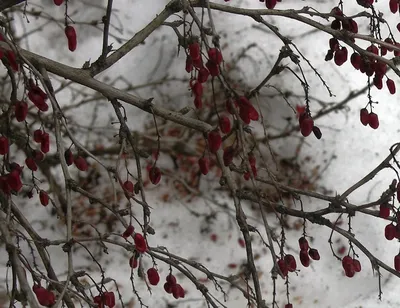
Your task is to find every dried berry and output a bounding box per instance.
[284,254,297,272]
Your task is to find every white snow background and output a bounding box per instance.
[1,0,400,307]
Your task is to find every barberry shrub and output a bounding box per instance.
[0,1,400,308]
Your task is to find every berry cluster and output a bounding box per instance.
[298,237,320,267]
[163,274,185,299]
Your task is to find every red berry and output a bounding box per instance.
[208,48,223,65]
[40,132,50,153]
[331,19,341,30]
[33,129,43,143]
[265,0,277,9]
[219,116,231,134]
[379,204,390,218]
[359,108,369,126]
[351,53,361,70]
[205,60,220,77]
[65,26,77,52]
[389,0,398,13]
[129,256,138,268]
[164,282,173,294]
[134,233,147,253]
[15,100,28,122]
[185,56,193,73]
[149,166,161,185]
[329,38,339,51]
[342,255,353,271]
[104,292,115,308]
[74,156,88,171]
[387,79,396,94]
[166,274,177,285]
[300,115,314,137]
[25,157,38,171]
[188,42,200,61]
[122,225,134,239]
[0,136,9,155]
[28,90,48,112]
[373,75,383,89]
[33,150,44,162]
[39,190,49,206]
[54,0,64,5]
[308,248,320,260]
[190,81,203,97]
[194,96,202,109]
[147,268,160,286]
[7,170,22,192]
[198,157,210,175]
[207,130,222,154]
[353,259,361,272]
[277,258,288,277]
[334,47,348,66]
[172,284,185,298]
[197,67,209,83]
[285,304,293,308]
[299,250,310,267]
[238,238,245,248]
[123,180,134,194]
[368,112,379,129]
[395,254,400,271]
[284,254,297,272]
[298,237,309,251]
[385,224,397,240]
[6,51,18,71]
